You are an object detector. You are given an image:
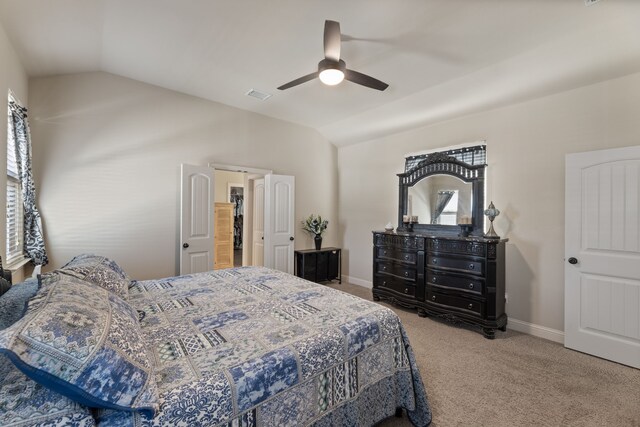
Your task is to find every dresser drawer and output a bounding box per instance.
[428,239,486,257]
[427,255,484,276]
[376,262,416,282]
[373,275,416,297]
[427,271,484,295]
[374,233,425,251]
[395,265,417,281]
[376,247,417,265]
[427,291,483,317]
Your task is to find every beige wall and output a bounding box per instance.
[338,71,640,333]
[28,72,338,280]
[0,22,28,268]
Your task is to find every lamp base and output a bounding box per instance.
[484,221,500,239]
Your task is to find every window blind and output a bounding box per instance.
[6,179,23,262]
[6,96,23,263]
[405,144,486,172]
[7,123,18,179]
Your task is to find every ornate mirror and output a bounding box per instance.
[397,145,486,235]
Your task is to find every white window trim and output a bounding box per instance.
[5,255,30,272]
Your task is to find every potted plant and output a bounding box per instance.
[302,214,328,250]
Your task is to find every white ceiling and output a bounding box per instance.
[1,0,639,146]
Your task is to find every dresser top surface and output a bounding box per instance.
[295,247,341,254]
[373,230,508,243]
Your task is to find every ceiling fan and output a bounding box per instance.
[277,20,389,91]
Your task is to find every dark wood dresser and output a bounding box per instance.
[373,231,507,338]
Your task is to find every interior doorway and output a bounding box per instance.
[214,169,248,267]
[212,164,272,268]
[181,163,294,274]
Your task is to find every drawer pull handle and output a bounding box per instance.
[404,255,409,260]
[382,281,387,286]
[469,264,475,270]
[433,259,437,264]
[432,277,437,283]
[404,271,409,277]
[383,250,388,255]
[382,266,387,271]
[468,283,474,289]
[404,288,409,294]
[468,303,473,309]
[431,295,436,301]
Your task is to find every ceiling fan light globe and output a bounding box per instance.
[319,69,344,85]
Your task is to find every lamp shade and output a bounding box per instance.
[317,59,346,86]
[319,69,344,85]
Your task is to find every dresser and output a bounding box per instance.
[373,231,507,338]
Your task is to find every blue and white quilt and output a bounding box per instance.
[95,267,431,426]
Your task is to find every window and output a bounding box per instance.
[405,144,486,172]
[5,92,48,267]
[438,190,459,225]
[6,92,24,264]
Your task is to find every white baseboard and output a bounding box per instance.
[342,275,372,289]
[508,317,565,344]
[341,276,565,344]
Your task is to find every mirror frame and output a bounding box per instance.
[397,151,486,235]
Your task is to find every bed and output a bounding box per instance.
[0,255,431,426]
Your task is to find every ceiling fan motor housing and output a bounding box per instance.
[318,58,346,73]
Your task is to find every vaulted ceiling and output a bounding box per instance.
[1,0,639,146]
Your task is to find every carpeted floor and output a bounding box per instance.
[326,281,640,427]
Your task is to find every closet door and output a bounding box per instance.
[565,146,640,369]
[252,179,265,266]
[264,174,295,274]
[180,164,214,275]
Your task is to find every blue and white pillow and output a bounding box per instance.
[0,273,158,416]
[59,254,131,300]
[0,355,96,426]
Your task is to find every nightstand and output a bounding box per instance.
[294,247,341,284]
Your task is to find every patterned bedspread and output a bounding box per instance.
[95,267,431,426]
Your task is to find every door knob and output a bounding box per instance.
[290,236,294,241]
[568,257,578,265]
[182,243,189,248]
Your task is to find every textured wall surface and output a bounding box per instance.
[29,72,338,280]
[338,71,640,332]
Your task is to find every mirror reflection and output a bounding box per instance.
[407,175,473,225]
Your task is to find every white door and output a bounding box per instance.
[264,174,295,273]
[565,146,640,369]
[252,178,265,266]
[180,164,215,275]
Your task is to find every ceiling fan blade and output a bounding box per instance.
[324,20,341,62]
[344,69,389,91]
[277,71,319,90]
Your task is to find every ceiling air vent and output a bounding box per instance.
[245,89,272,101]
[584,0,601,5]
